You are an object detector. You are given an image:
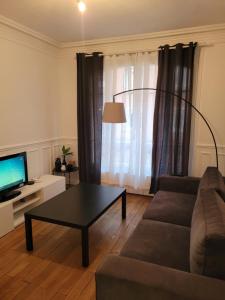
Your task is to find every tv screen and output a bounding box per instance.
[0,152,28,194]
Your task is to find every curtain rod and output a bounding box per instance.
[83,42,210,57]
[84,50,156,57]
[158,42,197,49]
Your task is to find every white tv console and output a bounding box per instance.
[0,175,66,238]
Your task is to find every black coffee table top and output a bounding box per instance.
[25,183,125,228]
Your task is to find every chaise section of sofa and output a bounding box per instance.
[96,167,225,300]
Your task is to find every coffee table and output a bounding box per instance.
[24,183,126,267]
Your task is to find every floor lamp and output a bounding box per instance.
[102,88,219,169]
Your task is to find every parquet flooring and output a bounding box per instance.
[0,194,150,300]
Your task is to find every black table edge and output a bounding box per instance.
[25,189,126,229]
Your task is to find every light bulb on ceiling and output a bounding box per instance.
[77,0,86,13]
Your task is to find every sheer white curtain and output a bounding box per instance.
[101,52,158,194]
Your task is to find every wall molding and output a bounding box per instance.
[61,23,225,49]
[0,137,78,153]
[1,139,224,178]
[0,32,59,58]
[0,137,62,152]
[0,137,77,179]
[60,136,77,141]
[1,13,225,50]
[197,143,225,150]
[195,144,225,176]
[0,14,59,48]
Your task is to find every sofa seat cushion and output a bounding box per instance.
[143,191,196,227]
[120,219,190,272]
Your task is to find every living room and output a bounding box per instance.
[0,0,225,299]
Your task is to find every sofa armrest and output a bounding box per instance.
[158,176,200,194]
[96,255,225,300]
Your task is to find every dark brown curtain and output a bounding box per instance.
[76,52,103,184]
[150,42,197,193]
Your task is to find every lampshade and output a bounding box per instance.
[102,102,126,123]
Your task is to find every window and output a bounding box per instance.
[101,52,158,194]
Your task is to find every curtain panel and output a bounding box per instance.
[76,52,103,184]
[150,42,197,193]
[101,52,158,194]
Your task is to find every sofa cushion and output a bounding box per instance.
[143,191,196,227]
[190,188,225,279]
[121,219,190,272]
[199,167,225,200]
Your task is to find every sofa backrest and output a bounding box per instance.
[190,187,225,280]
[198,167,225,201]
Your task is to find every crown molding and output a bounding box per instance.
[60,23,225,48]
[0,13,225,50]
[0,14,60,48]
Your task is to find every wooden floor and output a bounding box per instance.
[0,194,150,300]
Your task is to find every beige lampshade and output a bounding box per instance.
[102,102,126,123]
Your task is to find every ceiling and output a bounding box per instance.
[0,0,225,43]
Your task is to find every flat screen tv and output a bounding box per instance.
[0,152,28,202]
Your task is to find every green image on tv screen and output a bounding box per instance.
[0,156,26,192]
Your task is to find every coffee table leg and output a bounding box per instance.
[122,191,126,219]
[25,215,33,251]
[81,227,89,267]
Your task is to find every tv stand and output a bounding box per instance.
[0,175,65,238]
[0,190,22,203]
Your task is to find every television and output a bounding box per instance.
[0,152,28,202]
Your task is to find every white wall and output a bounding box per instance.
[0,20,225,178]
[0,21,77,178]
[59,25,225,176]
[58,54,77,138]
[0,23,61,145]
[0,22,63,178]
[191,42,225,175]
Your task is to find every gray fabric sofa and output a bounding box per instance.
[96,167,225,300]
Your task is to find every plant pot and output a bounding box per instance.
[62,155,67,166]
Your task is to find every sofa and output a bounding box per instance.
[96,167,225,300]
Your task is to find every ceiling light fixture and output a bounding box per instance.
[77,0,86,13]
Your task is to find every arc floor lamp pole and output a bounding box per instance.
[103,87,219,169]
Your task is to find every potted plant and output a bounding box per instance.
[61,145,73,167]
